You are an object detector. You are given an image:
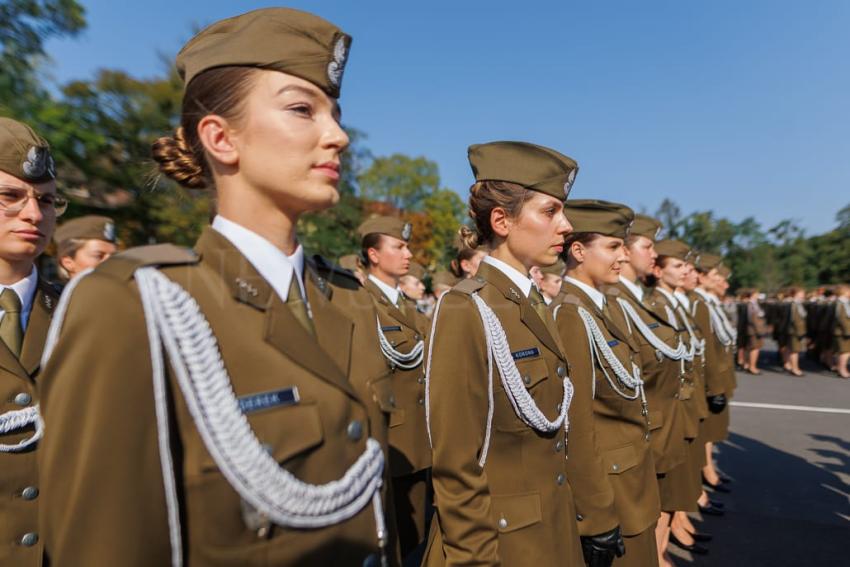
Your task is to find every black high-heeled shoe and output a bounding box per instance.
[718,475,732,484]
[690,531,713,542]
[670,532,709,555]
[698,502,725,516]
[703,474,732,493]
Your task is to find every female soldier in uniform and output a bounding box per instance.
[605,217,693,566]
[0,117,64,567]
[553,200,660,567]
[425,141,584,567]
[778,287,807,376]
[38,8,394,566]
[359,216,432,563]
[449,244,486,280]
[53,215,118,280]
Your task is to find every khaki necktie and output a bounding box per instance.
[396,295,408,317]
[0,289,23,357]
[286,276,315,336]
[530,286,550,322]
[601,299,613,321]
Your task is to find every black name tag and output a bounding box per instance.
[648,323,660,329]
[607,339,620,347]
[512,347,540,360]
[238,387,300,415]
[381,325,402,332]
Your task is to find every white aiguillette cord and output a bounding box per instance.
[375,316,424,370]
[425,292,573,468]
[616,298,691,361]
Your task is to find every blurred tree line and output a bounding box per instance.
[2,2,848,287]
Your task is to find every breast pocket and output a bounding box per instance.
[601,443,639,476]
[495,357,550,433]
[381,326,409,350]
[491,491,542,534]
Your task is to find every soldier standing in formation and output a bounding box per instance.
[53,215,118,280]
[0,117,63,566]
[37,8,395,566]
[359,216,433,564]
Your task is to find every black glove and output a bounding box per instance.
[580,525,625,567]
[707,394,728,414]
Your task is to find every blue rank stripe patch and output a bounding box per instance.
[238,387,300,415]
[648,323,660,329]
[607,339,620,347]
[381,325,402,332]
[512,347,540,360]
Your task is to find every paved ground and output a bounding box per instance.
[669,349,850,566]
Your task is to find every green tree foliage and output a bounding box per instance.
[358,154,439,211]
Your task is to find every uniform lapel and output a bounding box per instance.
[19,282,57,375]
[305,267,354,383]
[479,263,564,358]
[364,278,420,331]
[563,281,632,347]
[195,228,357,399]
[615,281,672,328]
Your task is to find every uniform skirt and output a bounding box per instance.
[612,523,659,567]
[703,405,730,443]
[657,440,701,513]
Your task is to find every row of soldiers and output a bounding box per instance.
[0,6,766,567]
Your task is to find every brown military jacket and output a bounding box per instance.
[553,281,660,537]
[424,262,583,567]
[605,281,688,474]
[0,279,58,566]
[364,277,431,476]
[38,229,392,566]
[689,290,734,401]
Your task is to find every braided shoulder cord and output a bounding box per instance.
[576,307,645,405]
[375,316,424,370]
[616,298,690,361]
[0,406,43,453]
[135,268,386,566]
[676,305,705,357]
[694,289,736,346]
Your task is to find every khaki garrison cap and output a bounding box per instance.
[358,216,412,242]
[338,254,362,272]
[565,199,635,239]
[54,216,117,247]
[630,214,662,241]
[468,141,579,200]
[406,261,426,281]
[0,117,55,183]
[432,269,459,288]
[655,239,693,262]
[694,251,722,271]
[717,264,732,278]
[176,7,352,98]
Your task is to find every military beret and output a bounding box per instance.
[655,239,693,262]
[54,216,117,248]
[405,261,426,281]
[0,117,55,184]
[629,214,662,241]
[176,8,351,98]
[338,253,362,272]
[539,259,565,277]
[565,199,635,239]
[432,269,459,288]
[358,216,412,242]
[694,251,722,271]
[468,141,578,201]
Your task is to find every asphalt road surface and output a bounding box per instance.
[668,349,850,566]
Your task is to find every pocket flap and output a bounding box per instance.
[601,444,638,475]
[491,492,542,533]
[368,372,396,413]
[515,357,549,389]
[647,409,663,431]
[201,401,324,472]
[389,408,406,428]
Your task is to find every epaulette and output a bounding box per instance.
[97,244,199,280]
[561,293,582,306]
[308,254,361,290]
[453,276,486,295]
[602,285,621,297]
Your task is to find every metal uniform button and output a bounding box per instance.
[21,486,38,501]
[576,514,584,522]
[556,473,566,486]
[20,532,38,547]
[347,420,363,441]
[498,517,508,529]
[523,375,531,386]
[554,440,564,453]
[414,334,421,341]
[612,464,620,472]
[389,395,397,408]
[417,376,424,384]
[673,393,679,399]
[418,397,425,406]
[557,365,566,377]
[14,392,32,406]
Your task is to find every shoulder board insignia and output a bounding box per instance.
[562,294,582,306]
[512,347,540,361]
[453,277,486,295]
[604,286,621,297]
[308,254,360,290]
[98,244,198,280]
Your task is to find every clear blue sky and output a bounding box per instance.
[44,0,850,235]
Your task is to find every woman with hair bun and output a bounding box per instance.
[424,141,584,566]
[449,245,486,280]
[38,8,394,566]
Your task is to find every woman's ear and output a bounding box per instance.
[490,206,511,239]
[59,255,76,274]
[651,263,663,280]
[366,247,380,267]
[569,240,585,264]
[197,115,239,166]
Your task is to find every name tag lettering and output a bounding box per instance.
[238,387,300,415]
[512,347,540,360]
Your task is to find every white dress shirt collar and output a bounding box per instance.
[0,266,39,331]
[212,215,305,304]
[564,276,606,311]
[482,255,533,298]
[619,275,644,302]
[675,291,691,311]
[655,286,679,308]
[368,274,401,306]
